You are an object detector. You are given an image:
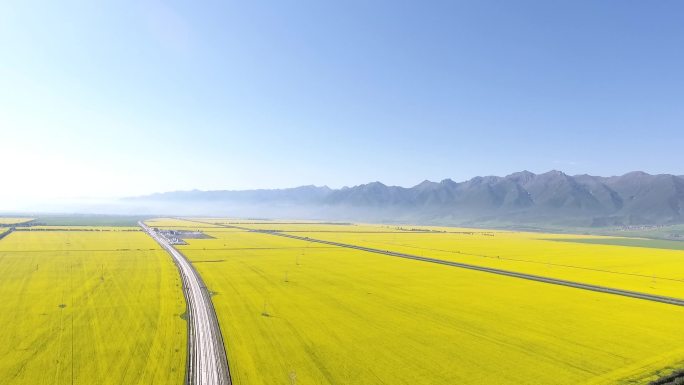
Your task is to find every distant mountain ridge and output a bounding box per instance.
[128,171,684,227]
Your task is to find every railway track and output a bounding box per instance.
[140,222,231,385]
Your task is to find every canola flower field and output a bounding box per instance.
[0,227,186,385]
[153,218,684,385]
[275,228,684,299]
[0,217,34,226]
[3,217,683,385]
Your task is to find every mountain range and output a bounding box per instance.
[128,171,684,227]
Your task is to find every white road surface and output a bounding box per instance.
[140,222,231,385]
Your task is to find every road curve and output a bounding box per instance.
[140,222,231,385]
[187,220,684,308]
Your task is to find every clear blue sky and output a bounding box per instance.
[1,1,683,202]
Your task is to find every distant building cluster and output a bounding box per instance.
[156,229,189,245]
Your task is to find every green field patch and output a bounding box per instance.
[549,237,684,251]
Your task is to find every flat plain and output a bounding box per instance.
[0,217,34,225]
[0,228,186,385]
[158,218,684,385]
[275,228,684,299]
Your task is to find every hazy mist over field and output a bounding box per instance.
[3,169,683,229]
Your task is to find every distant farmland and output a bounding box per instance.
[0,217,34,226]
[146,218,684,385]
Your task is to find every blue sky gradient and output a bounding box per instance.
[1,1,683,201]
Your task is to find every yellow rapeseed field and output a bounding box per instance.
[0,228,186,385]
[0,217,34,225]
[163,220,684,385]
[289,229,684,298]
